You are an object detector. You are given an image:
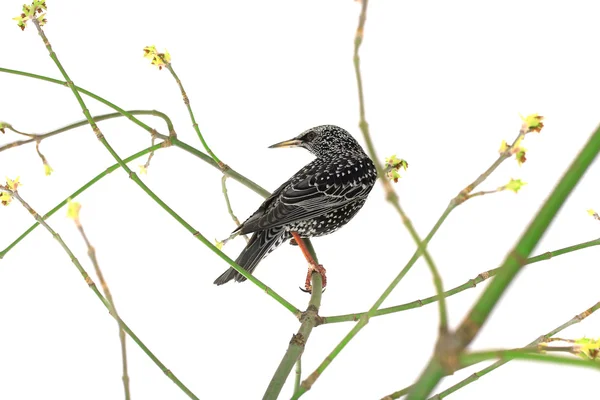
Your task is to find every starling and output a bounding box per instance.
[213,125,377,286]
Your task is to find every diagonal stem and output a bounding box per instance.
[27,18,300,317]
[0,110,172,153]
[427,301,600,399]
[73,216,131,400]
[0,144,162,259]
[382,301,600,399]
[321,237,600,324]
[0,66,321,274]
[221,175,249,243]
[4,189,198,400]
[263,270,323,400]
[407,123,600,399]
[352,0,448,333]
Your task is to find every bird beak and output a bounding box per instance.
[268,138,303,149]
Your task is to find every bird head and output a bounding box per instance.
[268,125,365,158]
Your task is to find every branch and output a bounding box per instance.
[0,67,272,200]
[263,272,323,399]
[294,358,302,397]
[352,0,448,332]
[321,237,600,324]
[70,206,131,400]
[221,175,249,243]
[407,122,600,399]
[427,300,600,400]
[459,350,600,372]
[294,4,543,396]
[163,62,223,167]
[381,301,600,399]
[1,187,198,400]
[0,66,321,272]
[0,110,172,154]
[24,19,301,316]
[0,144,161,259]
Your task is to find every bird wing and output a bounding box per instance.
[236,157,375,235]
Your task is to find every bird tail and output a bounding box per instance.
[213,228,285,285]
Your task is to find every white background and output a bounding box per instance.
[1,1,600,399]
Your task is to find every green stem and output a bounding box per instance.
[171,137,270,198]
[0,67,274,201]
[30,18,300,315]
[8,190,198,400]
[294,358,302,396]
[0,110,172,153]
[164,63,223,166]
[297,120,538,396]
[428,300,600,400]
[321,237,600,324]
[74,220,131,400]
[459,350,600,372]
[221,175,249,243]
[264,272,323,400]
[0,144,162,259]
[352,0,448,332]
[408,123,600,400]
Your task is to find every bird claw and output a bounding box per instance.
[301,263,327,294]
[299,286,326,294]
[289,238,298,246]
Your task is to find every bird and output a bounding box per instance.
[213,125,377,287]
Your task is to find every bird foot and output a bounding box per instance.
[301,263,327,294]
[289,238,298,246]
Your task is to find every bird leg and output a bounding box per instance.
[290,231,327,293]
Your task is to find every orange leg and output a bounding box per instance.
[290,231,327,293]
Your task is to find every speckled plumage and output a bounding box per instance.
[214,125,377,285]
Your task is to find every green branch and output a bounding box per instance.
[263,272,323,399]
[3,188,198,400]
[352,0,448,333]
[407,123,600,400]
[0,65,329,260]
[0,144,163,259]
[0,110,173,153]
[382,301,600,399]
[221,175,249,243]
[428,300,600,399]
[321,237,600,324]
[294,358,302,397]
[164,62,223,167]
[459,350,600,372]
[72,213,131,400]
[0,67,273,199]
[27,17,300,316]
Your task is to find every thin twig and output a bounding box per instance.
[0,110,172,154]
[352,0,448,332]
[426,300,600,400]
[0,144,163,259]
[164,62,224,168]
[221,175,249,243]
[0,66,321,287]
[29,17,301,317]
[71,211,131,400]
[407,123,600,399]
[34,140,52,174]
[321,237,600,324]
[382,301,600,399]
[1,187,198,400]
[297,13,552,394]
[459,350,600,372]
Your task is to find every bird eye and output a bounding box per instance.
[303,131,317,142]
